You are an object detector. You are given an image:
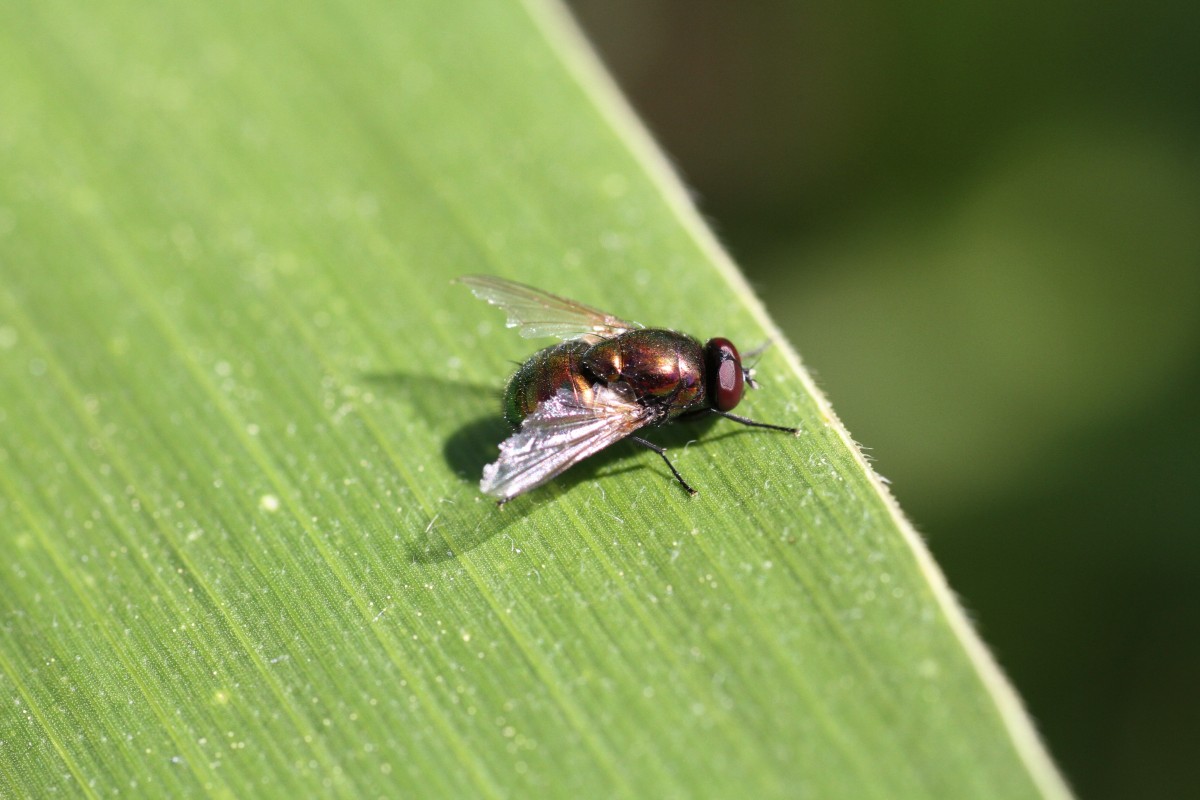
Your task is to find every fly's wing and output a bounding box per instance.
[457,274,640,341]
[481,384,653,501]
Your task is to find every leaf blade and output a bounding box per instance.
[0,0,1068,797]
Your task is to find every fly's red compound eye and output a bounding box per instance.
[704,337,744,412]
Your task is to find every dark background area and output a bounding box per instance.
[567,1,1200,796]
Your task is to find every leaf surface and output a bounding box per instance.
[0,1,1068,797]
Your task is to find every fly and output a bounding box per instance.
[457,275,800,504]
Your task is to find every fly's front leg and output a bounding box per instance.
[710,409,801,435]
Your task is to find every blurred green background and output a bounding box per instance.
[568,1,1200,797]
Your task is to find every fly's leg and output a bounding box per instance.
[710,409,801,435]
[628,436,698,496]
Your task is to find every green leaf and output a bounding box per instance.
[0,1,1068,797]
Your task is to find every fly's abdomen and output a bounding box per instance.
[503,340,594,427]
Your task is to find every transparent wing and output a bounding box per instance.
[481,384,654,501]
[457,274,640,340]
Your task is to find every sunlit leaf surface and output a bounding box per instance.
[0,1,1067,797]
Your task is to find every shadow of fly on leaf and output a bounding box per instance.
[366,370,732,562]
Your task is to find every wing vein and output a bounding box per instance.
[457,275,640,340]
[481,384,653,501]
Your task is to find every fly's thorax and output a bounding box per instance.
[582,330,705,413]
[503,340,594,427]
